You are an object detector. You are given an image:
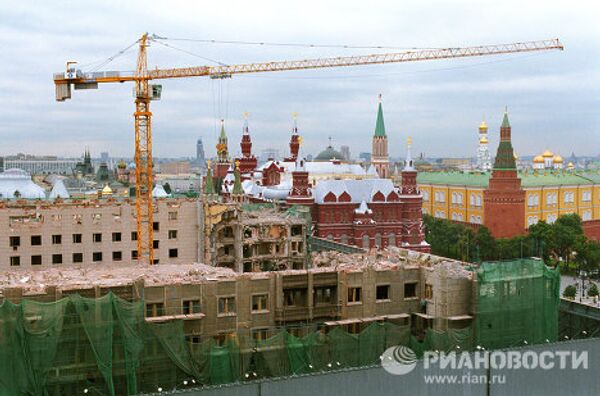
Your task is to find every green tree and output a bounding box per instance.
[575,240,600,276]
[474,226,496,261]
[563,285,577,299]
[163,182,172,195]
[550,214,584,263]
[528,220,553,261]
[588,283,599,298]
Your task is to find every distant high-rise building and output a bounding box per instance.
[340,145,351,161]
[359,152,371,162]
[196,138,206,165]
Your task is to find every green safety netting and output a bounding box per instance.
[0,292,473,395]
[0,258,561,395]
[475,258,560,349]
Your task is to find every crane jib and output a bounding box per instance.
[53,35,564,265]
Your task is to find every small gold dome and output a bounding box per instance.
[567,162,575,169]
[514,152,519,160]
[117,160,127,169]
[479,136,489,144]
[533,155,544,163]
[479,121,488,131]
[553,155,563,163]
[102,184,113,195]
[542,150,554,158]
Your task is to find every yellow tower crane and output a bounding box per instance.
[53,34,563,265]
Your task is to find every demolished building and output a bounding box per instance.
[0,247,559,395]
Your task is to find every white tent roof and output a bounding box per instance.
[152,184,170,198]
[0,169,46,199]
[313,179,397,204]
[355,200,373,214]
[49,179,70,199]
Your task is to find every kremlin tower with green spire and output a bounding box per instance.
[483,108,525,238]
[371,95,390,178]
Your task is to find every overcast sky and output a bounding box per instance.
[0,0,598,160]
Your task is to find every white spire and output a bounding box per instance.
[243,112,249,135]
[292,112,298,134]
[403,136,415,171]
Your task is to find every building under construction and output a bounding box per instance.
[0,245,561,395]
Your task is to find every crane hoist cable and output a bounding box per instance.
[152,35,440,50]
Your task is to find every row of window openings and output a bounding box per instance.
[72,212,178,222]
[528,192,580,206]
[145,294,268,318]
[9,230,178,247]
[428,192,482,207]
[147,284,422,319]
[9,248,179,266]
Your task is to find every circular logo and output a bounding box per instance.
[381,345,418,375]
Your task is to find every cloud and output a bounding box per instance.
[0,0,598,159]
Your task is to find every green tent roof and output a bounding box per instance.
[374,102,386,137]
[501,111,510,128]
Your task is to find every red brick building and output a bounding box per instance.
[306,142,429,252]
[205,101,430,253]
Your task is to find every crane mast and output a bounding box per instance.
[54,35,563,265]
[133,34,154,265]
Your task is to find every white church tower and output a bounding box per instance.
[476,120,492,171]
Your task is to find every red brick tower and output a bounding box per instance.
[484,109,525,238]
[237,113,258,175]
[286,159,315,206]
[399,137,429,252]
[285,113,301,162]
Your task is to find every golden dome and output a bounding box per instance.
[533,155,544,163]
[101,184,113,195]
[567,162,575,169]
[117,160,127,169]
[553,155,563,163]
[514,152,519,160]
[479,136,489,144]
[542,150,554,158]
[478,121,488,131]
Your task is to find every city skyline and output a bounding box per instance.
[0,1,598,159]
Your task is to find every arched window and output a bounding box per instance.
[375,233,382,248]
[362,234,370,249]
[388,233,396,246]
[340,234,349,244]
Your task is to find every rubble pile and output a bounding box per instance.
[311,246,469,271]
[431,260,473,279]
[0,263,238,294]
